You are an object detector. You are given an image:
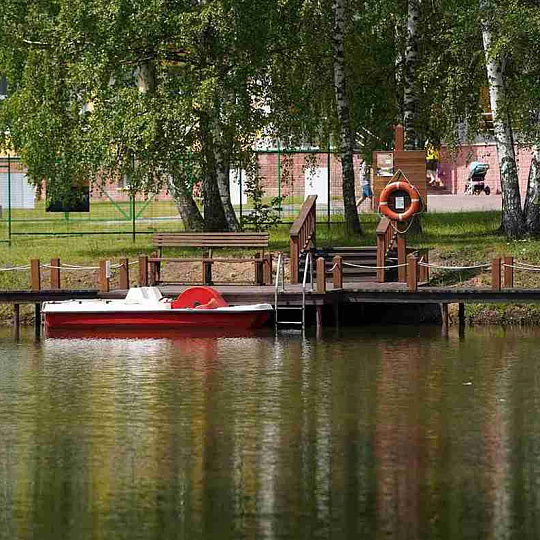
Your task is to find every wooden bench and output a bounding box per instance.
[146,232,271,285]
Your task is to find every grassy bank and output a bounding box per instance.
[2,210,540,325]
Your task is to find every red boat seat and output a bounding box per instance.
[171,286,229,309]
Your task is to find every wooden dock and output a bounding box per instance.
[4,277,540,338]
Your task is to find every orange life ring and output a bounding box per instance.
[378,181,422,221]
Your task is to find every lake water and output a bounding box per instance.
[1,324,540,540]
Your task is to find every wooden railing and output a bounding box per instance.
[289,195,317,284]
[376,217,407,283]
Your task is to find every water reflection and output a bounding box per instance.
[1,327,540,539]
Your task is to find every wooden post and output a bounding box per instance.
[263,253,273,285]
[491,258,501,292]
[289,237,300,284]
[332,256,343,289]
[50,258,61,290]
[419,249,430,283]
[13,304,20,339]
[203,261,213,285]
[316,257,326,293]
[119,258,129,290]
[503,256,514,288]
[138,255,148,286]
[30,259,41,291]
[255,252,263,285]
[458,303,465,327]
[397,233,407,283]
[34,303,41,338]
[407,254,418,292]
[376,233,385,283]
[150,250,160,285]
[99,260,110,293]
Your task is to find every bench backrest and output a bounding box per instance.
[153,232,269,248]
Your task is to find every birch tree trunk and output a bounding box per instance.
[403,0,420,150]
[332,0,361,233]
[481,2,525,237]
[212,113,240,232]
[523,145,540,236]
[199,111,229,231]
[168,176,205,231]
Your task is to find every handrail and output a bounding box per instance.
[289,195,317,284]
[376,217,407,283]
[274,252,285,323]
[302,252,314,329]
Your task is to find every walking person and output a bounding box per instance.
[356,160,373,209]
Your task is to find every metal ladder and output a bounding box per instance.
[274,252,313,329]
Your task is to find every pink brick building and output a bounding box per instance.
[439,143,534,195]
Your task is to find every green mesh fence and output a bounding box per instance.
[1,151,368,242]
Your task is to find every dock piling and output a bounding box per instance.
[119,258,129,290]
[491,258,501,292]
[407,254,418,292]
[13,304,20,339]
[138,256,148,286]
[30,259,41,291]
[332,256,343,289]
[316,257,326,294]
[503,256,514,288]
[50,258,61,289]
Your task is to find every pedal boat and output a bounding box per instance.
[42,286,273,332]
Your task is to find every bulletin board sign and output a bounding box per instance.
[376,153,394,177]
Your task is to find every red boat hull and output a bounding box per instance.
[44,309,270,331]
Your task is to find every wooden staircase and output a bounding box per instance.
[289,196,426,286]
[299,246,398,283]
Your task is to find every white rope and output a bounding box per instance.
[419,262,490,271]
[59,263,101,270]
[387,214,418,235]
[46,263,126,272]
[344,261,407,270]
[504,263,540,272]
[328,262,338,272]
[0,265,31,272]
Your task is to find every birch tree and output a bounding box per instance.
[403,0,421,149]
[0,0,279,232]
[332,0,362,233]
[480,0,524,237]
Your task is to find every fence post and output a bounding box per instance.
[316,257,326,293]
[119,258,129,290]
[491,258,501,292]
[255,252,264,285]
[407,254,418,292]
[99,260,110,293]
[332,256,343,289]
[397,234,407,283]
[50,258,61,290]
[419,249,430,283]
[149,251,160,286]
[503,256,513,288]
[376,233,385,283]
[30,259,41,291]
[138,256,148,287]
[203,261,213,285]
[263,253,273,285]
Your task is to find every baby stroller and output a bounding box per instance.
[464,162,491,195]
